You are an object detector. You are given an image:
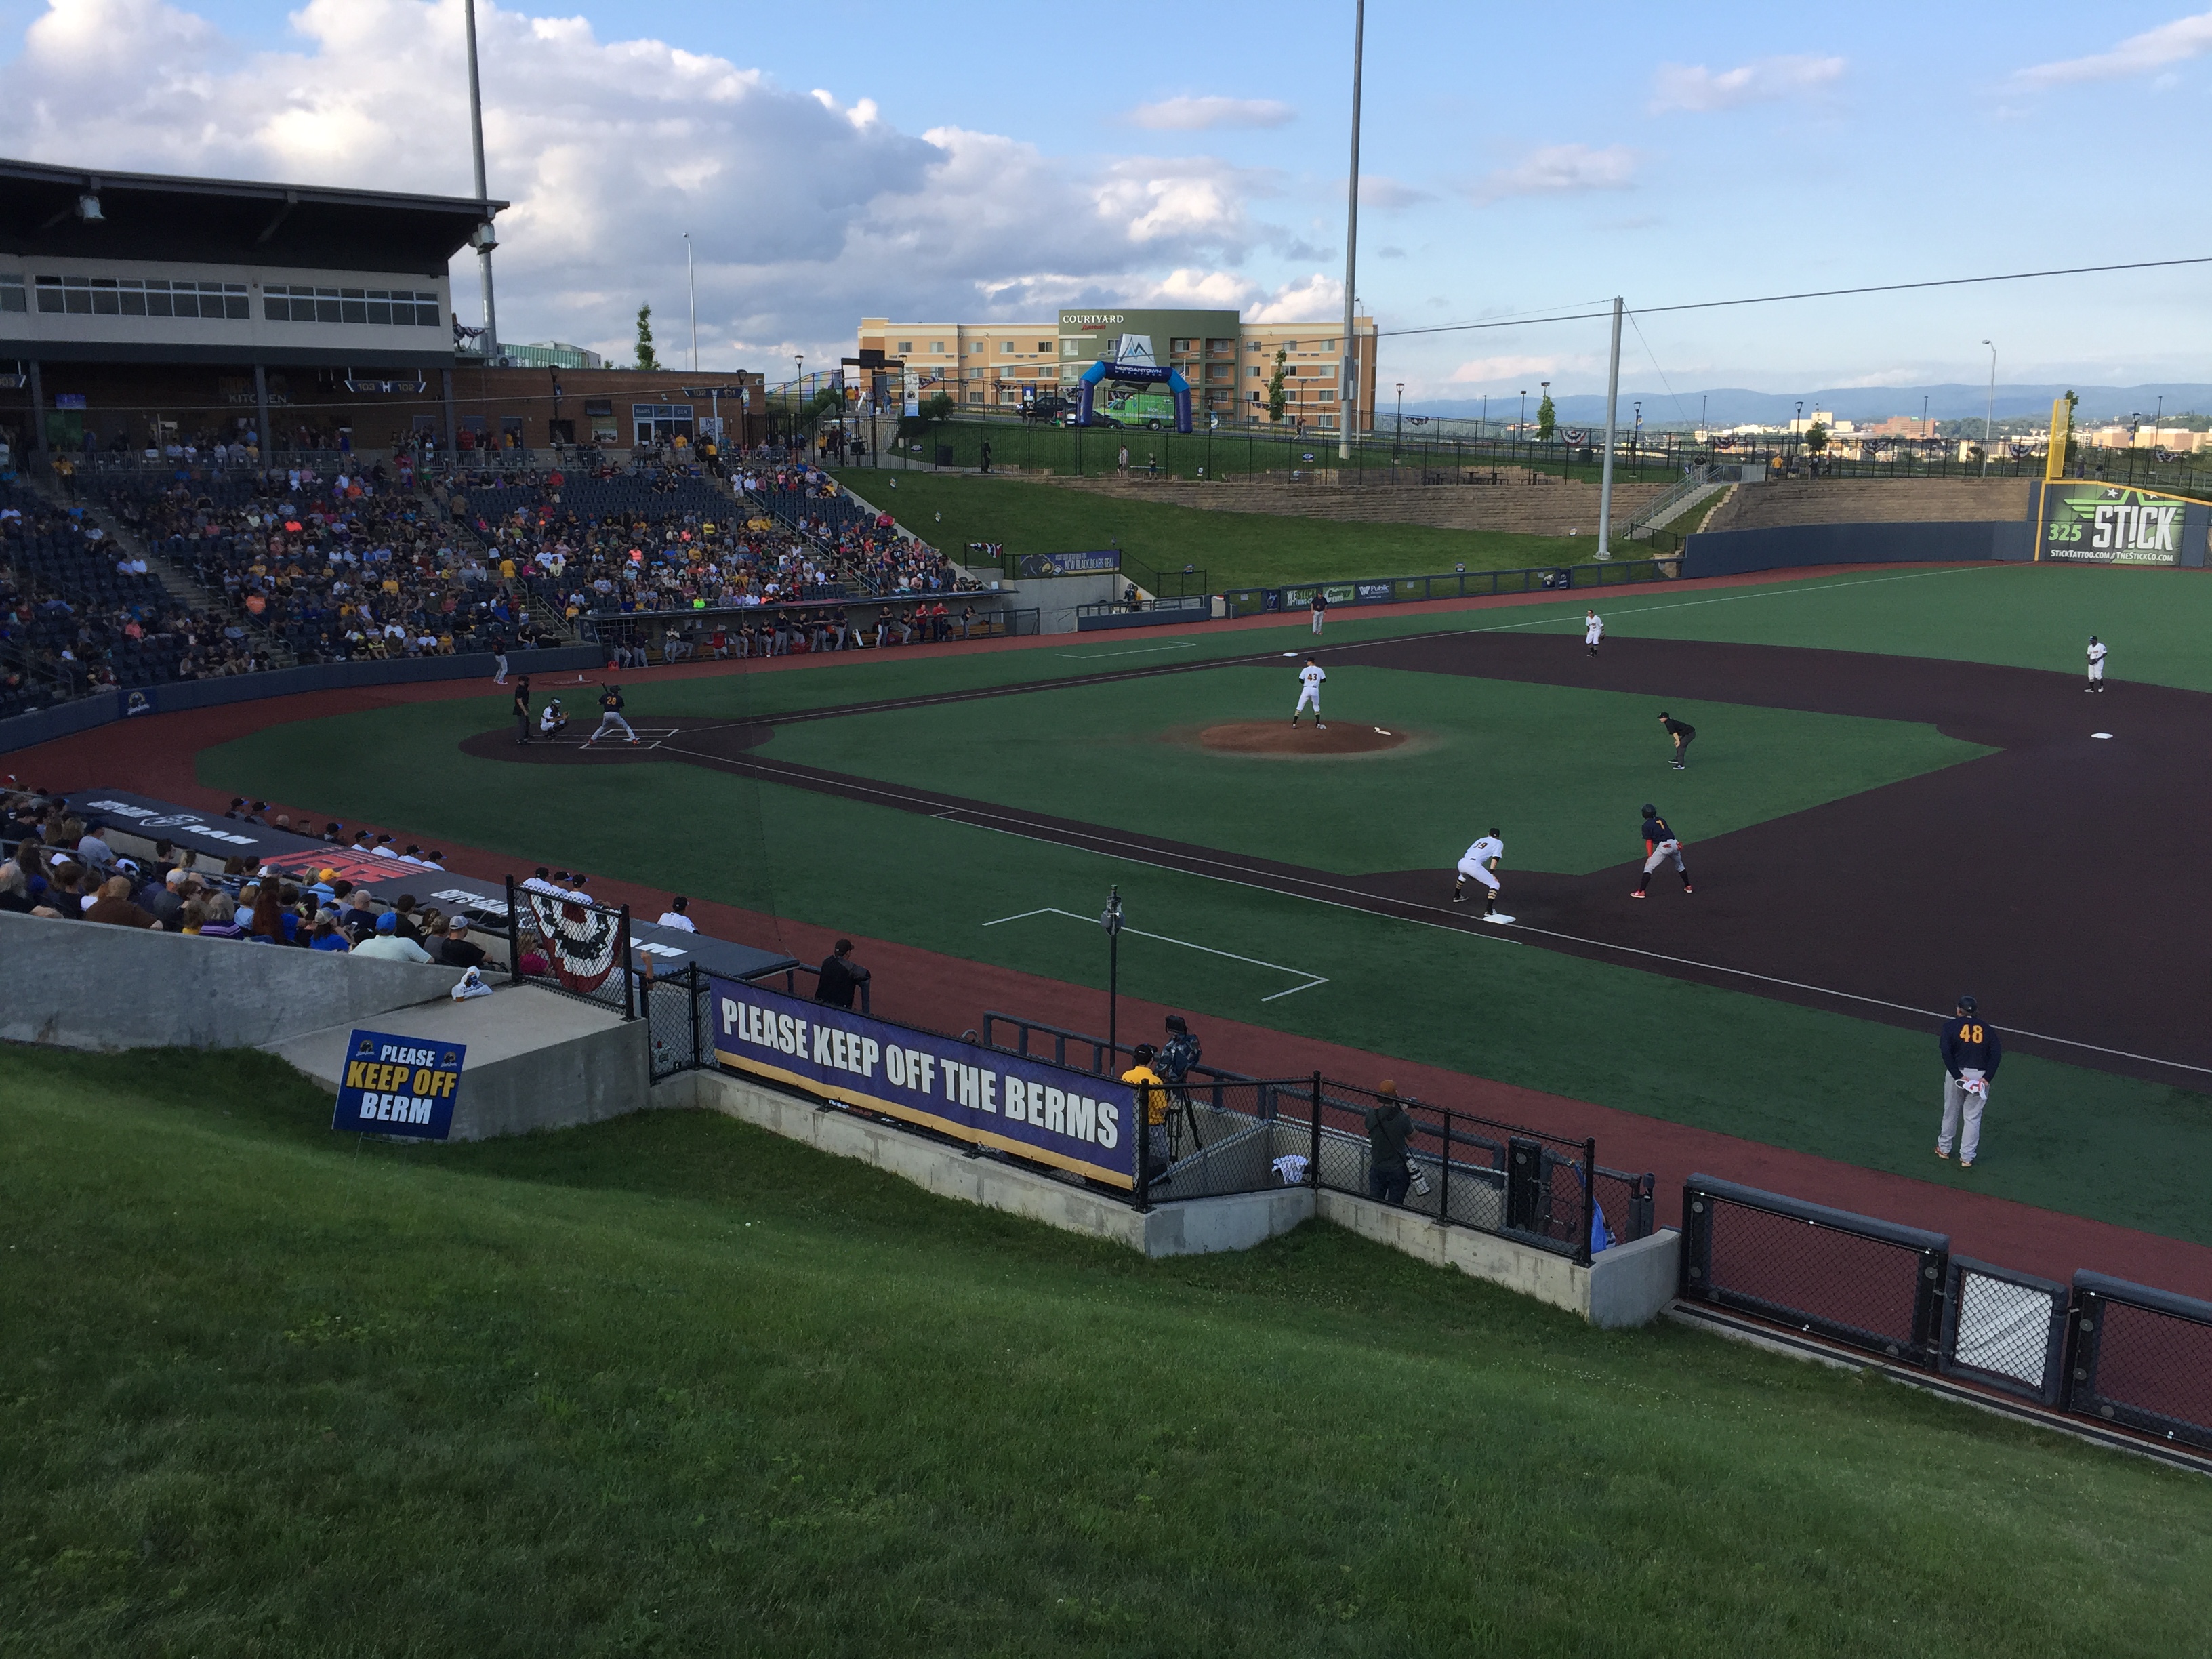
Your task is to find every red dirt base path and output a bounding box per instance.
[13,567,2209,1294]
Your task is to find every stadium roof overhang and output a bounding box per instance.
[0,157,504,276]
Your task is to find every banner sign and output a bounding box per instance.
[333,1029,466,1139]
[2040,483,2209,567]
[707,975,1136,1188]
[1013,550,1120,579]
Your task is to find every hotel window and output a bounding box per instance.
[1036,341,1052,352]
[930,341,946,353]
[896,340,913,353]
[1000,340,1016,354]
[0,274,23,312]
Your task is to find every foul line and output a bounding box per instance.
[659,740,2207,1075]
[1052,640,1202,660]
[981,905,1328,1001]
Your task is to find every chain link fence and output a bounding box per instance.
[1681,1174,1946,1366]
[642,964,709,1082]
[505,877,635,1021]
[1938,1257,2069,1406]
[2069,1273,2212,1452]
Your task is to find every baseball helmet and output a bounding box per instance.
[1641,803,1656,817]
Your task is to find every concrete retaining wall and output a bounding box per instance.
[695,1068,1679,1325]
[266,983,653,1141]
[1,909,466,1050]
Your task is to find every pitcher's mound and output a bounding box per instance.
[1196,720,1412,758]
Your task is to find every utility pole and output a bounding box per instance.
[1595,298,1624,560]
[1336,0,1364,464]
[463,0,499,366]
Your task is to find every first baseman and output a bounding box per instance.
[1936,995,2002,1169]
[1452,828,1509,922]
[1584,609,1604,655]
[1292,659,1327,727]
[2085,635,2106,693]
[1631,803,1692,899]
[586,682,640,745]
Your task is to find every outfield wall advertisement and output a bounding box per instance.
[707,975,1136,1188]
[2039,484,2209,567]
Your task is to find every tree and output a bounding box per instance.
[1804,421,1828,455]
[1536,392,1556,441]
[2062,388,2081,472]
[634,304,660,372]
[1265,348,1288,424]
[923,390,956,425]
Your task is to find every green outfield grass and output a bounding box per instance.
[759,664,1990,876]
[197,682,2212,1246]
[5,1044,2205,1658]
[828,469,1599,591]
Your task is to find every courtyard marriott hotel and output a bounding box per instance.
[855,308,1379,430]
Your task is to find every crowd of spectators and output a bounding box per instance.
[1,787,499,966]
[1,477,261,715]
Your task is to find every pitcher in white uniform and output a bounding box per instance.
[1292,659,1327,727]
[1452,830,1510,922]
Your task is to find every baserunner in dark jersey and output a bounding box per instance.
[1631,804,1692,899]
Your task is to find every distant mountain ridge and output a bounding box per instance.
[1406,384,2212,428]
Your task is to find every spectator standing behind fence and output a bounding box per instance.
[813,938,871,1009]
[1365,1082,1414,1206]
[1936,995,2003,1170]
[1122,1043,1170,1189]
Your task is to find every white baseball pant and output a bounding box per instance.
[1641,838,1684,874]
[1938,1069,1990,1163]
[1455,858,1500,890]
[590,712,636,741]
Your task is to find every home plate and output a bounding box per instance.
[1482,913,1516,925]
[2092,732,2114,739]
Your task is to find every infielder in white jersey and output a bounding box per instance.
[1584,609,1604,656]
[2085,635,2106,693]
[1291,658,1327,727]
[1452,828,1509,921]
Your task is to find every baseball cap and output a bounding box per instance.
[375,912,398,933]
[1958,994,1978,1013]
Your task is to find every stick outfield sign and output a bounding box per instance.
[708,975,1136,1188]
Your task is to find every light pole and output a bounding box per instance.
[1336,0,1365,463]
[1982,340,1996,477]
[1395,380,1404,455]
[683,232,697,372]
[462,0,499,366]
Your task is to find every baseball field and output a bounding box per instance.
[178,559,2212,1252]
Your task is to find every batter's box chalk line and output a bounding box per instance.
[981,906,1328,1002]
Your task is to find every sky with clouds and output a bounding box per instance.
[2,0,2209,406]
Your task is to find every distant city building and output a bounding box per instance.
[855,308,1380,430]
[502,340,604,369]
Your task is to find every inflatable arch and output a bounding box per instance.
[1072,333,1193,433]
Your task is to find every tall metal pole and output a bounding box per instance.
[1595,297,1624,560]
[463,0,499,366]
[1336,0,1365,464]
[1101,886,1124,1067]
[1982,339,1995,478]
[684,234,698,372]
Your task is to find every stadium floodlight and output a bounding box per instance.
[1100,886,1124,1069]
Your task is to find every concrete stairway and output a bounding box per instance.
[1042,472,1673,538]
[1702,478,2034,534]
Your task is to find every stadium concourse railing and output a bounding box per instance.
[1678,1174,2212,1466]
[1221,555,1679,619]
[983,1012,1655,1260]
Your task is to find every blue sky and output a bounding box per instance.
[3,0,2209,405]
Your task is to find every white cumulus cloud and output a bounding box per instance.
[2014,10,2212,87]
[0,0,1322,363]
[1649,54,1845,113]
[1126,96,1296,131]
